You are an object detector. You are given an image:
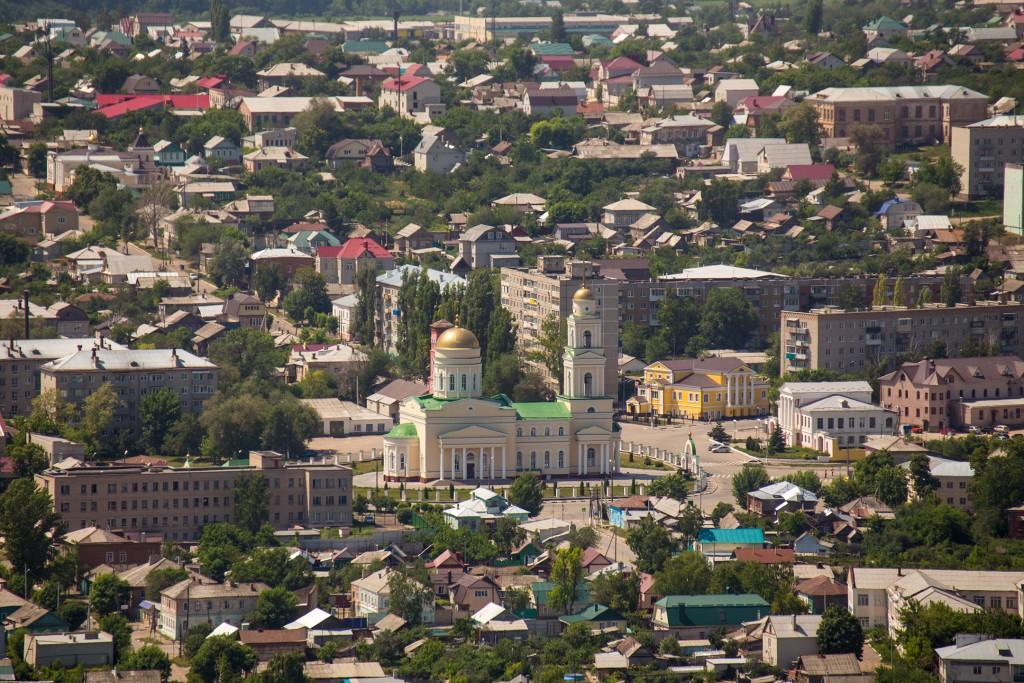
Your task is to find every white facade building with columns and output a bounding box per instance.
[382,286,621,482]
[771,381,898,455]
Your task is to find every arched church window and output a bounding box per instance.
[583,373,593,397]
[558,427,564,436]
[516,452,523,469]
[558,451,564,468]
[462,374,467,391]
[583,330,592,348]
[449,374,455,391]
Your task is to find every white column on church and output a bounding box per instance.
[439,447,445,481]
[501,446,506,479]
[578,444,583,476]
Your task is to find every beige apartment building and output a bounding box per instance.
[807,85,989,149]
[40,348,217,434]
[848,567,1024,634]
[500,256,619,394]
[951,115,1024,198]
[781,302,1024,376]
[0,338,126,417]
[36,451,354,541]
[159,578,269,640]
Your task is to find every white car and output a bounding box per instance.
[709,444,731,453]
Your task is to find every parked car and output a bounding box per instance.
[709,444,731,453]
[995,425,1010,435]
[968,426,981,434]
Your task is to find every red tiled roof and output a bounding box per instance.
[541,55,576,69]
[195,75,226,89]
[603,56,642,71]
[228,41,253,56]
[735,95,788,111]
[332,237,392,260]
[581,547,610,566]
[95,94,210,119]
[381,75,430,92]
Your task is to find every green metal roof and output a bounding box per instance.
[531,42,575,55]
[530,581,590,607]
[343,40,388,54]
[0,181,11,195]
[697,528,765,544]
[864,16,905,29]
[291,230,340,249]
[656,594,769,608]
[385,423,417,438]
[513,402,571,420]
[559,604,625,624]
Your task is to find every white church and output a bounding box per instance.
[382,285,621,482]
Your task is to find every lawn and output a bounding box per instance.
[350,458,383,476]
[620,451,680,471]
[952,198,1001,218]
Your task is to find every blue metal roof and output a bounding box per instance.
[697,528,765,544]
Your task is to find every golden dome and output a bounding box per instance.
[436,325,479,350]
[573,286,596,302]
[87,133,97,144]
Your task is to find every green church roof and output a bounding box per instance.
[864,16,905,30]
[385,423,418,438]
[513,402,571,420]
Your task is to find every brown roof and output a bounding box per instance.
[239,629,307,645]
[796,575,848,596]
[733,548,796,564]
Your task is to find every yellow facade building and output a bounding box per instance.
[627,358,770,419]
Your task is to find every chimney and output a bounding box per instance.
[22,291,29,338]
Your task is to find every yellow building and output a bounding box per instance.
[627,358,770,419]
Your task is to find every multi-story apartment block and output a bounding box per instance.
[848,567,1024,634]
[780,302,1024,376]
[376,265,465,354]
[500,257,619,394]
[951,115,1024,198]
[0,338,126,417]
[380,76,442,117]
[807,85,989,149]
[36,450,354,542]
[879,357,1024,432]
[40,348,218,433]
[616,264,949,346]
[159,578,269,639]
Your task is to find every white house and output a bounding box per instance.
[936,636,1024,683]
[332,294,358,340]
[773,381,897,455]
[443,487,530,531]
[413,130,465,174]
[715,78,759,107]
[350,568,434,625]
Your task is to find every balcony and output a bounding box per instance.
[866,335,882,345]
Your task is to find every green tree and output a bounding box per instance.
[250,653,311,683]
[99,613,133,663]
[139,388,182,455]
[549,547,586,615]
[283,268,331,321]
[733,465,772,508]
[805,0,823,34]
[912,182,950,215]
[779,102,821,146]
[892,276,906,307]
[26,142,48,178]
[234,472,271,534]
[81,382,121,454]
[247,587,299,629]
[699,288,758,349]
[767,425,786,455]
[783,470,824,495]
[0,478,65,579]
[260,395,320,456]
[698,178,742,226]
[507,471,544,516]
[654,551,712,596]
[588,571,641,623]
[90,574,131,617]
[820,476,860,507]
[66,166,117,208]
[210,0,230,43]
[386,567,433,625]
[817,605,864,658]
[914,157,964,198]
[490,517,527,558]
[837,285,867,311]
[254,264,286,303]
[710,101,733,127]
[940,267,962,307]
[208,232,249,289]
[647,471,690,501]
[7,439,47,479]
[144,567,190,601]
[709,422,730,442]
[677,505,705,549]
[908,452,939,496]
[350,264,378,344]
[124,644,172,681]
[181,622,215,658]
[711,502,735,526]
[550,8,568,42]
[850,124,885,176]
[626,516,676,574]
[656,290,699,355]
[208,328,284,390]
[188,636,258,683]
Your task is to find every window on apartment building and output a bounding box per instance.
[857,595,869,606]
